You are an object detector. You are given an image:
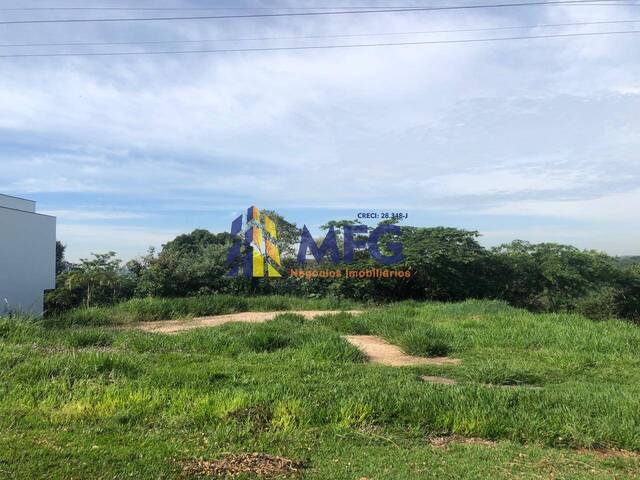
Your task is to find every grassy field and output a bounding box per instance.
[1,297,640,479]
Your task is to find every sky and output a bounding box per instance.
[1,0,639,262]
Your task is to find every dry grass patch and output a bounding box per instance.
[428,435,497,449]
[575,448,640,459]
[182,453,305,478]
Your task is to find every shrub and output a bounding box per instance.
[576,287,621,321]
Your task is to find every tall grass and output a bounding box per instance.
[45,294,363,327]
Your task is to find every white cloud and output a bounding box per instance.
[42,210,150,221]
[481,189,640,222]
[57,224,181,262]
[424,169,589,196]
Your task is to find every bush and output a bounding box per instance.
[45,252,135,314]
[576,287,621,321]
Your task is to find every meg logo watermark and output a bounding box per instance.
[227,206,405,278]
[227,206,283,278]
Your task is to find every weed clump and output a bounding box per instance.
[400,326,453,357]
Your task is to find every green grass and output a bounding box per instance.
[2,298,640,478]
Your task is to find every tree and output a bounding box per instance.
[261,210,301,259]
[55,240,71,274]
[45,241,79,314]
[320,219,364,242]
[65,252,134,308]
[397,227,492,300]
[131,230,236,297]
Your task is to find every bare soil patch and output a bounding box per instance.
[137,310,361,334]
[182,453,305,478]
[344,335,461,367]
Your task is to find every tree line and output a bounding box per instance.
[47,212,640,322]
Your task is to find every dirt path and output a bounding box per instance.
[137,310,361,334]
[344,335,461,367]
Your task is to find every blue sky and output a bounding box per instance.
[1,0,639,261]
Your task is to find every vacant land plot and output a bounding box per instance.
[1,297,640,478]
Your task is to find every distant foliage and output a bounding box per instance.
[45,219,640,323]
[491,241,625,312]
[127,230,236,297]
[55,241,71,275]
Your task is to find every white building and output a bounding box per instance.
[0,194,56,316]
